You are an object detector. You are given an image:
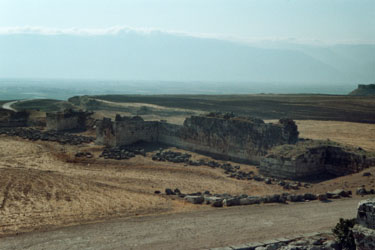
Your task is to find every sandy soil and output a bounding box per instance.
[0,197,367,250]
[0,119,375,237]
[0,136,279,236]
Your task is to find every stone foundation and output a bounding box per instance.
[259,141,375,180]
[353,199,375,250]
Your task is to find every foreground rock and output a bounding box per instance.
[99,145,145,160]
[353,198,375,249]
[211,232,339,250]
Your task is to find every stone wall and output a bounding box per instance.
[46,109,91,131]
[353,198,375,250]
[0,109,29,127]
[96,113,299,164]
[260,141,375,180]
[96,115,159,147]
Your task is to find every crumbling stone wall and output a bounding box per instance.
[0,109,29,127]
[260,141,375,180]
[353,198,375,250]
[46,109,91,131]
[96,115,158,147]
[95,118,116,146]
[96,113,299,164]
[158,114,298,164]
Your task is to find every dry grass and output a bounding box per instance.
[295,120,375,152]
[0,136,279,236]
[1,119,375,236]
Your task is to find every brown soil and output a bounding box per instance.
[0,120,374,236]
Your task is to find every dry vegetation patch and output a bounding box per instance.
[1,118,375,236]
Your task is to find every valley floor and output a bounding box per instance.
[0,119,375,248]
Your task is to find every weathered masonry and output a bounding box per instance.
[0,109,29,127]
[259,140,375,180]
[96,113,299,164]
[46,109,92,131]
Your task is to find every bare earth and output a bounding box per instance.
[0,197,367,250]
[1,120,375,248]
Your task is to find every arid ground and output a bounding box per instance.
[1,119,375,238]
[1,94,375,249]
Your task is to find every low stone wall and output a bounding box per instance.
[260,141,375,180]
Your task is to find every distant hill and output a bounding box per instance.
[349,84,375,96]
[0,30,374,83]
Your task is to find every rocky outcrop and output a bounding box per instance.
[353,198,375,250]
[46,109,92,131]
[349,84,375,96]
[96,113,299,164]
[260,140,375,180]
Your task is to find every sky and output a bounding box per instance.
[0,0,375,44]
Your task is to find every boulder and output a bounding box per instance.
[303,193,317,201]
[357,199,375,229]
[353,198,375,250]
[223,198,240,206]
[184,195,204,204]
[357,187,369,196]
[317,194,328,201]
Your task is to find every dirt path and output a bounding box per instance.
[1,101,19,112]
[0,197,366,250]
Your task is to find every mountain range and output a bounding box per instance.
[0,30,374,83]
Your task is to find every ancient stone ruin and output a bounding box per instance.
[260,140,375,180]
[0,109,29,127]
[96,113,299,164]
[46,109,92,131]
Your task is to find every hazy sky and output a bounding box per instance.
[1,0,374,44]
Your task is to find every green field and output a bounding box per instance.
[77,94,375,123]
[13,99,74,112]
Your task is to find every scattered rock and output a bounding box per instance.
[75,152,93,158]
[165,188,175,195]
[100,145,145,160]
[0,127,94,145]
[318,194,328,201]
[184,195,204,204]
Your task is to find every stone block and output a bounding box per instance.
[184,195,204,204]
[357,198,375,229]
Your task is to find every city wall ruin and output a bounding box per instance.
[259,141,375,180]
[0,109,29,127]
[96,113,299,164]
[46,109,92,131]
